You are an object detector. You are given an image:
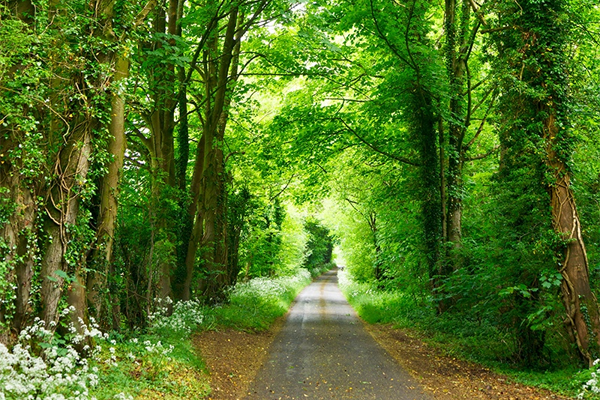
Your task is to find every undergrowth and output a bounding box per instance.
[208,268,312,331]
[338,269,589,399]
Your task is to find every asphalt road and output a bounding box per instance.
[244,269,432,399]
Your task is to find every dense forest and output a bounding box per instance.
[1,0,600,397]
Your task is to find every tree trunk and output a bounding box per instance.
[0,0,38,334]
[0,165,37,333]
[173,66,191,301]
[444,0,470,250]
[143,2,179,301]
[546,114,600,366]
[87,54,129,325]
[41,125,92,327]
[185,6,239,301]
[494,0,600,365]
[414,90,442,281]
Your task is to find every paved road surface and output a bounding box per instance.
[244,269,431,399]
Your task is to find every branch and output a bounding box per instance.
[369,0,414,69]
[471,84,496,115]
[464,90,496,151]
[237,0,271,38]
[183,7,228,87]
[481,26,513,34]
[224,151,245,164]
[248,52,373,98]
[460,77,486,96]
[345,197,367,219]
[469,0,488,26]
[269,173,296,201]
[464,145,499,161]
[404,0,420,74]
[125,154,147,168]
[338,118,420,166]
[324,97,372,103]
[345,198,376,231]
[131,0,157,30]
[130,124,152,152]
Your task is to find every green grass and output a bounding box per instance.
[90,334,210,400]
[337,269,588,399]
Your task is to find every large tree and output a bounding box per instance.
[493,0,600,365]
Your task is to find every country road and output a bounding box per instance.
[244,269,431,399]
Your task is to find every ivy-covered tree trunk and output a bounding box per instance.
[85,0,131,327]
[495,0,600,365]
[198,7,239,300]
[87,54,129,327]
[369,0,443,286]
[226,186,250,287]
[0,0,40,335]
[547,114,600,365]
[0,148,37,333]
[173,66,191,301]
[413,89,442,282]
[443,0,470,251]
[40,124,92,327]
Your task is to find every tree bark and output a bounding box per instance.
[41,124,92,327]
[198,7,240,300]
[444,0,470,250]
[180,6,240,301]
[0,158,37,333]
[87,54,129,325]
[0,0,38,334]
[546,114,600,366]
[494,0,600,365]
[142,1,179,301]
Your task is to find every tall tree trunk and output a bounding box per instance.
[369,212,383,281]
[182,134,206,301]
[546,114,600,366]
[173,66,191,300]
[0,0,38,334]
[181,6,240,301]
[211,11,244,290]
[225,187,250,287]
[414,90,442,282]
[87,54,129,326]
[444,0,470,251]
[199,7,239,300]
[0,157,37,333]
[40,124,92,327]
[143,1,179,300]
[494,0,600,365]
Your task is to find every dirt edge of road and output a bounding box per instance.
[193,318,285,400]
[364,323,574,400]
[195,319,574,400]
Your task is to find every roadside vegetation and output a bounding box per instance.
[338,269,597,399]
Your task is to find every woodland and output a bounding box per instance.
[1,0,600,398]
